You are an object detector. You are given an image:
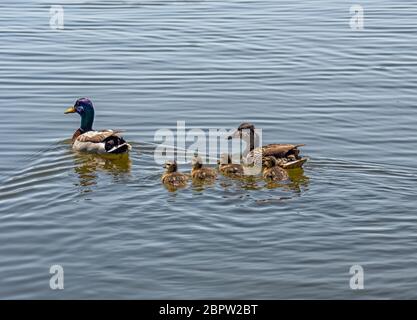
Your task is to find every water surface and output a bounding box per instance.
[1,0,417,299]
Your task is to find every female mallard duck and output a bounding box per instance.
[64,98,131,154]
[162,161,189,190]
[218,153,244,177]
[262,156,289,182]
[228,122,307,168]
[191,156,217,181]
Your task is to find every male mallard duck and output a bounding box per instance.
[228,122,307,168]
[191,156,217,181]
[262,156,289,182]
[218,153,244,177]
[162,160,189,189]
[64,98,131,154]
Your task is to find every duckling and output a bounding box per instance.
[191,156,217,181]
[161,161,189,189]
[228,122,306,168]
[64,98,131,155]
[262,156,289,182]
[287,154,297,162]
[218,153,244,177]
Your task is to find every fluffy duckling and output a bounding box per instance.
[162,161,189,190]
[228,122,306,168]
[218,154,244,177]
[191,156,217,181]
[65,98,131,155]
[262,156,289,182]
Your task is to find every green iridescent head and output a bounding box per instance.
[64,97,95,132]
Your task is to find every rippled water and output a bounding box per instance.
[1,0,417,299]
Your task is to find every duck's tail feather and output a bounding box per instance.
[104,136,131,154]
[108,143,131,154]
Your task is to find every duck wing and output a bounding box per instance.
[162,172,189,186]
[280,158,308,169]
[192,168,217,180]
[262,144,305,158]
[74,130,131,154]
[76,130,122,143]
[220,164,244,176]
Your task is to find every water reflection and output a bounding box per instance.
[191,178,216,192]
[218,167,310,196]
[286,168,310,193]
[72,152,132,193]
[264,168,310,193]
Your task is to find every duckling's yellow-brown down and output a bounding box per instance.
[162,161,189,189]
[191,156,217,180]
[218,154,244,177]
[262,156,289,182]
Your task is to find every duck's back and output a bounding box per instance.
[245,144,304,166]
[220,164,244,176]
[262,144,303,158]
[162,172,188,186]
[192,167,217,180]
[73,130,130,154]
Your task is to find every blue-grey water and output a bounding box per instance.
[1,0,417,299]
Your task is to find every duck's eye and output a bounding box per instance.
[76,106,84,113]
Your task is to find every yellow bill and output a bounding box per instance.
[64,106,76,114]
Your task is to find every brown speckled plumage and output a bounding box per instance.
[191,156,217,181]
[253,143,304,159]
[218,154,244,177]
[228,123,307,168]
[262,156,289,182]
[162,161,189,190]
[192,167,218,180]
